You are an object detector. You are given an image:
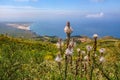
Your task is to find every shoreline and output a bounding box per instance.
[6,23,30,31]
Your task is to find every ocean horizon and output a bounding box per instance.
[30,19,120,38]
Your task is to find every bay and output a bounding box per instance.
[30,19,120,38]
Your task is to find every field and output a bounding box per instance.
[0,34,120,80]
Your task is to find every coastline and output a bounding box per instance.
[6,23,30,31]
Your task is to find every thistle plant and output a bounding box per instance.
[93,34,98,54]
[86,45,92,63]
[99,48,106,64]
[75,48,81,78]
[55,53,62,76]
[64,21,73,48]
[54,22,111,80]
[64,21,73,80]
[56,38,63,55]
[89,34,98,80]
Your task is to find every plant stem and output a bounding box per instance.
[64,55,68,80]
[66,33,70,48]
[58,62,62,79]
[90,37,97,80]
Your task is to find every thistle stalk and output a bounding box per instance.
[90,34,98,80]
[55,53,62,79]
[64,55,68,80]
[75,49,80,77]
[64,21,72,80]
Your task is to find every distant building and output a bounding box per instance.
[71,35,91,43]
[79,37,91,42]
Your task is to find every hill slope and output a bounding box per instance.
[0,35,120,80]
[0,22,37,39]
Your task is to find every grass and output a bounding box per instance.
[0,34,120,80]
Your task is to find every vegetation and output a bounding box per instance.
[0,22,37,39]
[0,31,120,80]
[0,35,57,80]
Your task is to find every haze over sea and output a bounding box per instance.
[30,17,120,38]
[1,0,120,38]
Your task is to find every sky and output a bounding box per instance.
[0,0,120,21]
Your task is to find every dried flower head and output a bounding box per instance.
[99,56,105,63]
[69,40,76,48]
[94,54,97,57]
[86,45,92,51]
[56,38,64,48]
[55,54,62,62]
[84,55,88,60]
[56,42,64,48]
[99,48,105,53]
[64,26,73,34]
[64,22,73,34]
[93,34,98,38]
[65,45,73,56]
[77,48,81,52]
[81,51,86,55]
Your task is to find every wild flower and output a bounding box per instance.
[56,41,64,48]
[81,51,86,55]
[65,45,73,56]
[64,26,73,34]
[99,48,105,53]
[86,45,92,51]
[64,22,73,34]
[94,54,97,57]
[55,54,62,62]
[99,56,105,63]
[77,48,81,52]
[56,38,64,49]
[69,38,76,48]
[93,34,98,38]
[84,55,89,61]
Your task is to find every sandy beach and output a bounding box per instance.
[7,23,30,30]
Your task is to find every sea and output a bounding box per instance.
[30,18,120,38]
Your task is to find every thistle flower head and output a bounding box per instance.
[99,56,105,63]
[84,55,88,61]
[81,51,86,55]
[55,54,62,62]
[69,39,76,48]
[99,48,105,53]
[65,45,73,56]
[93,34,98,38]
[56,38,64,48]
[56,42,61,48]
[64,22,73,34]
[56,42,64,48]
[77,48,81,52]
[95,54,97,57]
[86,45,92,51]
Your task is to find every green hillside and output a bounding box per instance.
[0,35,58,80]
[0,22,37,39]
[0,35,120,80]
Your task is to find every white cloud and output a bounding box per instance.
[86,12,104,18]
[0,5,84,17]
[0,5,76,21]
[0,5,85,21]
[91,0,104,2]
[14,0,38,2]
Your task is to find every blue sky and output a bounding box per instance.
[0,0,120,21]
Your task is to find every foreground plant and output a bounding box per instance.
[54,22,113,80]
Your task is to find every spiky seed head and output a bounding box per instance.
[99,56,105,63]
[99,48,105,53]
[86,45,92,51]
[77,48,81,52]
[55,54,62,62]
[93,34,98,38]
